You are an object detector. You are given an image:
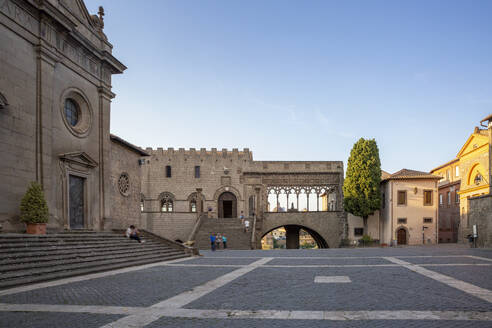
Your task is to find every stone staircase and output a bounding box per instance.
[195,217,252,250]
[0,231,192,290]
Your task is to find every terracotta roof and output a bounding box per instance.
[381,170,391,180]
[382,169,441,181]
[110,134,150,156]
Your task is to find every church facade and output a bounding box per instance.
[0,0,144,233]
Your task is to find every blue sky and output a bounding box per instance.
[85,0,492,173]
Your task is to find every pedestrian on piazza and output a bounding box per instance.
[210,234,216,251]
[216,233,222,250]
[222,235,227,249]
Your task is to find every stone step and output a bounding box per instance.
[0,236,129,243]
[0,241,163,254]
[0,239,161,249]
[0,244,175,265]
[0,233,126,239]
[0,251,186,281]
[0,253,189,290]
[0,243,168,260]
[1,248,183,273]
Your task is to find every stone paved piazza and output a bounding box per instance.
[1,245,492,328]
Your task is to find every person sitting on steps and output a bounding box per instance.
[126,225,145,243]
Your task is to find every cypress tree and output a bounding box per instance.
[343,138,381,235]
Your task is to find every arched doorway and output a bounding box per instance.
[397,228,407,245]
[218,192,237,218]
[261,225,329,249]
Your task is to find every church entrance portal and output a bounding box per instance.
[69,175,85,229]
[218,192,237,218]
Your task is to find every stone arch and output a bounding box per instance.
[261,224,329,248]
[187,192,204,213]
[218,192,237,218]
[396,226,409,245]
[467,163,486,186]
[213,186,241,201]
[159,192,175,212]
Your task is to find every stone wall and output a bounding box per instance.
[467,195,492,247]
[143,212,197,242]
[347,212,380,242]
[108,140,144,230]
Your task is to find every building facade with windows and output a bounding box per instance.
[379,169,440,245]
[430,159,460,243]
[0,0,149,233]
[431,126,490,243]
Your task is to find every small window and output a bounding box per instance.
[382,193,385,208]
[166,165,172,178]
[455,166,459,177]
[140,199,144,212]
[354,228,363,236]
[397,191,406,205]
[455,191,460,204]
[446,169,450,180]
[194,166,200,178]
[64,99,79,126]
[447,191,451,205]
[439,194,443,205]
[423,190,432,206]
[190,201,197,212]
[423,217,433,224]
[398,218,407,224]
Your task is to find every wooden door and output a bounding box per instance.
[69,175,85,229]
[397,228,407,245]
[218,192,237,218]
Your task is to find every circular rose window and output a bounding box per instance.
[118,173,130,196]
[60,88,92,138]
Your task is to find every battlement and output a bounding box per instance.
[144,147,254,161]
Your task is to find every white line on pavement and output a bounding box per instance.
[0,256,195,297]
[467,255,492,262]
[162,263,491,268]
[384,257,492,303]
[1,304,491,321]
[98,257,273,328]
[314,276,351,283]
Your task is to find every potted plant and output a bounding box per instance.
[20,182,49,234]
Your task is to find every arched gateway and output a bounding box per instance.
[218,192,237,218]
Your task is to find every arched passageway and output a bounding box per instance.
[218,192,237,218]
[261,225,329,249]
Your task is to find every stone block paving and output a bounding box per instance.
[186,266,492,311]
[0,312,123,328]
[1,246,492,327]
[144,318,492,328]
[0,266,235,307]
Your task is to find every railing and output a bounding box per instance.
[187,213,206,244]
[250,214,257,249]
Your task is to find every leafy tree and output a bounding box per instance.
[343,138,381,235]
[20,182,49,224]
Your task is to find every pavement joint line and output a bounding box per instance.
[467,255,492,262]
[0,256,195,297]
[98,257,273,328]
[1,304,491,322]
[384,257,492,303]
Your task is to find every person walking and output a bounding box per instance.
[244,219,250,233]
[210,234,216,251]
[239,211,245,225]
[216,233,222,250]
[222,235,227,249]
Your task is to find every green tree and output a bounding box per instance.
[20,182,49,224]
[343,138,381,235]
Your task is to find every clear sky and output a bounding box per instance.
[85,0,492,173]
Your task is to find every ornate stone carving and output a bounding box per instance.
[118,173,130,196]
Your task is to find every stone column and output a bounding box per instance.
[196,188,203,214]
[285,225,300,249]
[98,86,115,231]
[35,41,59,224]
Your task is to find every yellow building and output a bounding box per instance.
[432,126,490,242]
